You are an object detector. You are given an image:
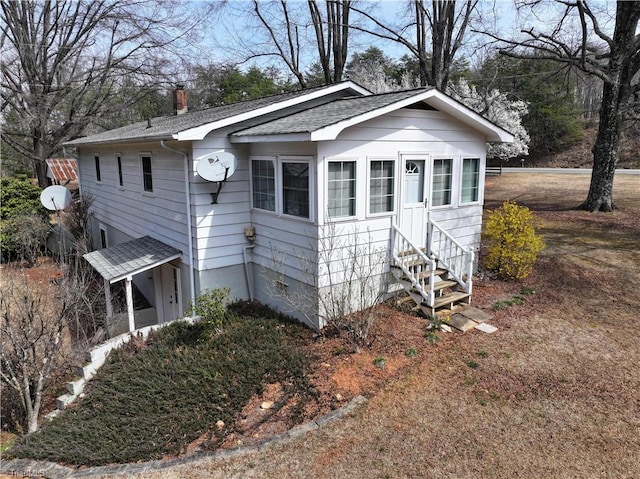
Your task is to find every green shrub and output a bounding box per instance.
[187,288,230,330]
[484,201,545,280]
[0,175,50,263]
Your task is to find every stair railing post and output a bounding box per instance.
[466,249,474,295]
[428,253,436,307]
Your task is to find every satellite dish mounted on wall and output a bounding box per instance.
[40,185,72,211]
[196,151,238,204]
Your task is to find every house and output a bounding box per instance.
[64,81,513,333]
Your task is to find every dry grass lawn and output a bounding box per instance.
[117,173,640,478]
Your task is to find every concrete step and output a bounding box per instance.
[57,393,78,411]
[66,378,86,396]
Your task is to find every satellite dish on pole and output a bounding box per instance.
[196,151,237,182]
[195,151,238,203]
[40,185,72,211]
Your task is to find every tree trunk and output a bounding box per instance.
[580,1,639,212]
[581,84,621,212]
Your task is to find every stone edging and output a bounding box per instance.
[0,395,367,479]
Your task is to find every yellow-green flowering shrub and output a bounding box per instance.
[484,201,545,280]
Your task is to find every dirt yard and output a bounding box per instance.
[76,173,640,477]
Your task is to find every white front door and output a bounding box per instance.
[160,264,182,322]
[400,155,430,248]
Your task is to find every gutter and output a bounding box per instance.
[160,140,197,315]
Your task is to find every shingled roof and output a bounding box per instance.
[64,82,369,146]
[232,88,431,137]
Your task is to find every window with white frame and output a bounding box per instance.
[141,154,153,193]
[369,159,395,214]
[99,224,108,249]
[282,161,310,218]
[94,154,101,183]
[116,154,123,187]
[328,160,356,218]
[432,158,452,207]
[251,159,276,211]
[461,158,480,203]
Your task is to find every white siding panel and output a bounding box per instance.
[78,144,192,263]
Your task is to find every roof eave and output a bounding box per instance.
[230,132,312,144]
[311,89,514,143]
[64,134,175,147]
[176,81,372,141]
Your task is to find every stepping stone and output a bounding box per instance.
[475,323,498,334]
[459,307,493,323]
[448,314,478,332]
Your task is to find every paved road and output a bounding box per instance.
[499,167,639,175]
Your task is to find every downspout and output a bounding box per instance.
[243,245,255,301]
[160,140,197,315]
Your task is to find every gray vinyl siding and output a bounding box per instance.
[78,144,191,262]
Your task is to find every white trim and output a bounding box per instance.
[430,156,455,209]
[93,152,102,184]
[279,156,315,223]
[98,223,108,249]
[460,157,481,205]
[115,152,124,189]
[325,157,358,221]
[231,133,311,144]
[366,156,397,218]
[139,151,154,195]
[249,156,278,213]
[176,82,371,141]
[309,89,515,143]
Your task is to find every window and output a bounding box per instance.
[369,160,395,214]
[116,154,123,187]
[99,224,108,249]
[282,162,309,218]
[328,161,356,218]
[251,159,276,211]
[94,154,101,182]
[461,158,480,203]
[432,158,452,207]
[141,154,153,192]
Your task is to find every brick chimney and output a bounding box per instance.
[173,84,188,115]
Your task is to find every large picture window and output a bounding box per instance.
[369,160,395,214]
[432,158,452,207]
[461,158,480,203]
[282,162,309,218]
[251,159,276,211]
[141,154,153,193]
[328,161,356,218]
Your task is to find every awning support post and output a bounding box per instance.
[125,275,135,333]
[104,278,113,319]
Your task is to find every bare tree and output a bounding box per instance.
[350,0,479,89]
[486,0,640,212]
[0,0,216,187]
[308,0,351,84]
[0,272,67,433]
[226,0,352,88]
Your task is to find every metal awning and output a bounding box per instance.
[46,158,78,183]
[84,236,181,284]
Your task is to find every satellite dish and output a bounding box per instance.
[40,185,72,211]
[196,151,237,182]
